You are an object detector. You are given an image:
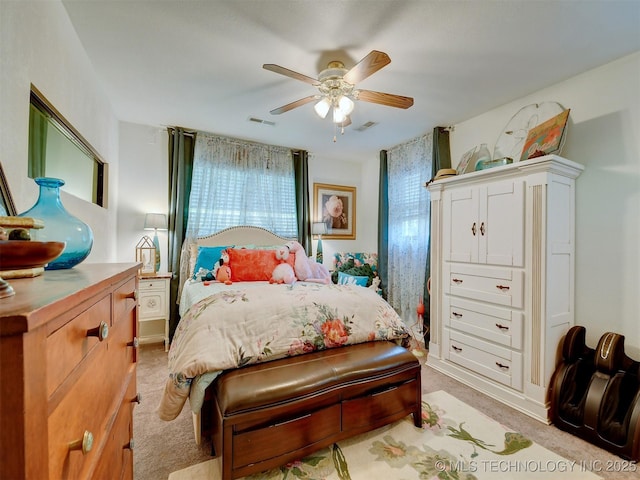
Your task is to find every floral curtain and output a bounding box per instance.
[385,133,433,331]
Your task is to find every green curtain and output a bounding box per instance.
[28,104,48,178]
[377,150,389,299]
[423,126,451,344]
[293,150,311,255]
[167,127,196,341]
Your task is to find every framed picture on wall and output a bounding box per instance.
[313,183,356,239]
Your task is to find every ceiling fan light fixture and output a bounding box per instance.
[332,107,348,124]
[337,95,355,115]
[314,98,331,119]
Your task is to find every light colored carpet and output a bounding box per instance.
[135,345,635,480]
[168,390,601,480]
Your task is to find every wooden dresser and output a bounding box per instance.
[0,263,140,479]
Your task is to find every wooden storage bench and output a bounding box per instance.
[209,341,422,480]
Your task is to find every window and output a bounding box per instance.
[28,85,106,206]
[186,133,297,238]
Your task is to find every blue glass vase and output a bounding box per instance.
[19,177,93,270]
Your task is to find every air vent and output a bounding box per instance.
[248,117,276,126]
[354,121,378,132]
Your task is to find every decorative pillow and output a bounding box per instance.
[227,248,295,282]
[337,271,369,287]
[192,246,231,279]
[332,260,374,286]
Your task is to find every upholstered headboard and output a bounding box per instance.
[179,226,295,295]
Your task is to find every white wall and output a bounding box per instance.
[449,52,640,357]
[0,0,119,262]
[117,123,169,270]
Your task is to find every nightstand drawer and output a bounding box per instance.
[138,290,167,319]
[139,279,166,291]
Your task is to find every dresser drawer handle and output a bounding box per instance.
[496,362,509,370]
[87,321,109,341]
[471,222,477,236]
[480,222,485,236]
[451,345,462,352]
[496,285,510,291]
[452,311,463,318]
[127,337,139,348]
[452,278,463,284]
[125,290,138,301]
[69,430,94,455]
[495,323,509,331]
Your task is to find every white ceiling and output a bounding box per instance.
[61,0,640,161]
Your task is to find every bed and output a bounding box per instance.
[158,226,421,478]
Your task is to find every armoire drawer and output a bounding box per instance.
[445,263,523,308]
[444,296,523,350]
[445,329,523,391]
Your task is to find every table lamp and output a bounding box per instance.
[144,213,167,272]
[311,222,327,263]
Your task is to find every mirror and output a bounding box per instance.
[29,85,107,207]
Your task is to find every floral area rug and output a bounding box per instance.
[168,390,601,480]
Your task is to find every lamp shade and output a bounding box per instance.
[312,222,327,235]
[314,98,331,119]
[144,213,167,230]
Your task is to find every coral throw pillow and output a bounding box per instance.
[227,248,296,282]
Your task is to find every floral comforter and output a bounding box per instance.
[158,282,410,420]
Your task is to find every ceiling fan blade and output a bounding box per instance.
[357,89,414,109]
[263,64,319,86]
[270,95,318,115]
[343,50,391,85]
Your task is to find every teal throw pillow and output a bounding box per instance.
[337,271,369,287]
[193,246,231,279]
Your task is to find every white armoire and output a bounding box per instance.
[427,155,584,423]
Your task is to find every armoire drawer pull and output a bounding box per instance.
[125,290,138,301]
[452,278,463,284]
[452,311,463,318]
[451,345,462,352]
[131,393,142,404]
[127,337,139,348]
[496,362,509,370]
[496,285,510,291]
[495,323,509,331]
[471,222,477,236]
[124,438,135,450]
[69,430,94,455]
[87,321,109,341]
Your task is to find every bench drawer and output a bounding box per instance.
[342,380,418,430]
[233,404,341,469]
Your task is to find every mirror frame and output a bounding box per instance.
[0,162,17,216]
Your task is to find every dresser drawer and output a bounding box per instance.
[445,263,524,308]
[92,368,136,480]
[445,296,523,350]
[48,309,136,479]
[113,277,137,327]
[233,404,341,469]
[445,329,523,391]
[46,295,111,399]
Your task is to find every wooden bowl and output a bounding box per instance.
[0,240,66,270]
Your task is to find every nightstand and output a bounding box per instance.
[138,272,172,351]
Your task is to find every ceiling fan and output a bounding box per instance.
[263,50,414,127]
